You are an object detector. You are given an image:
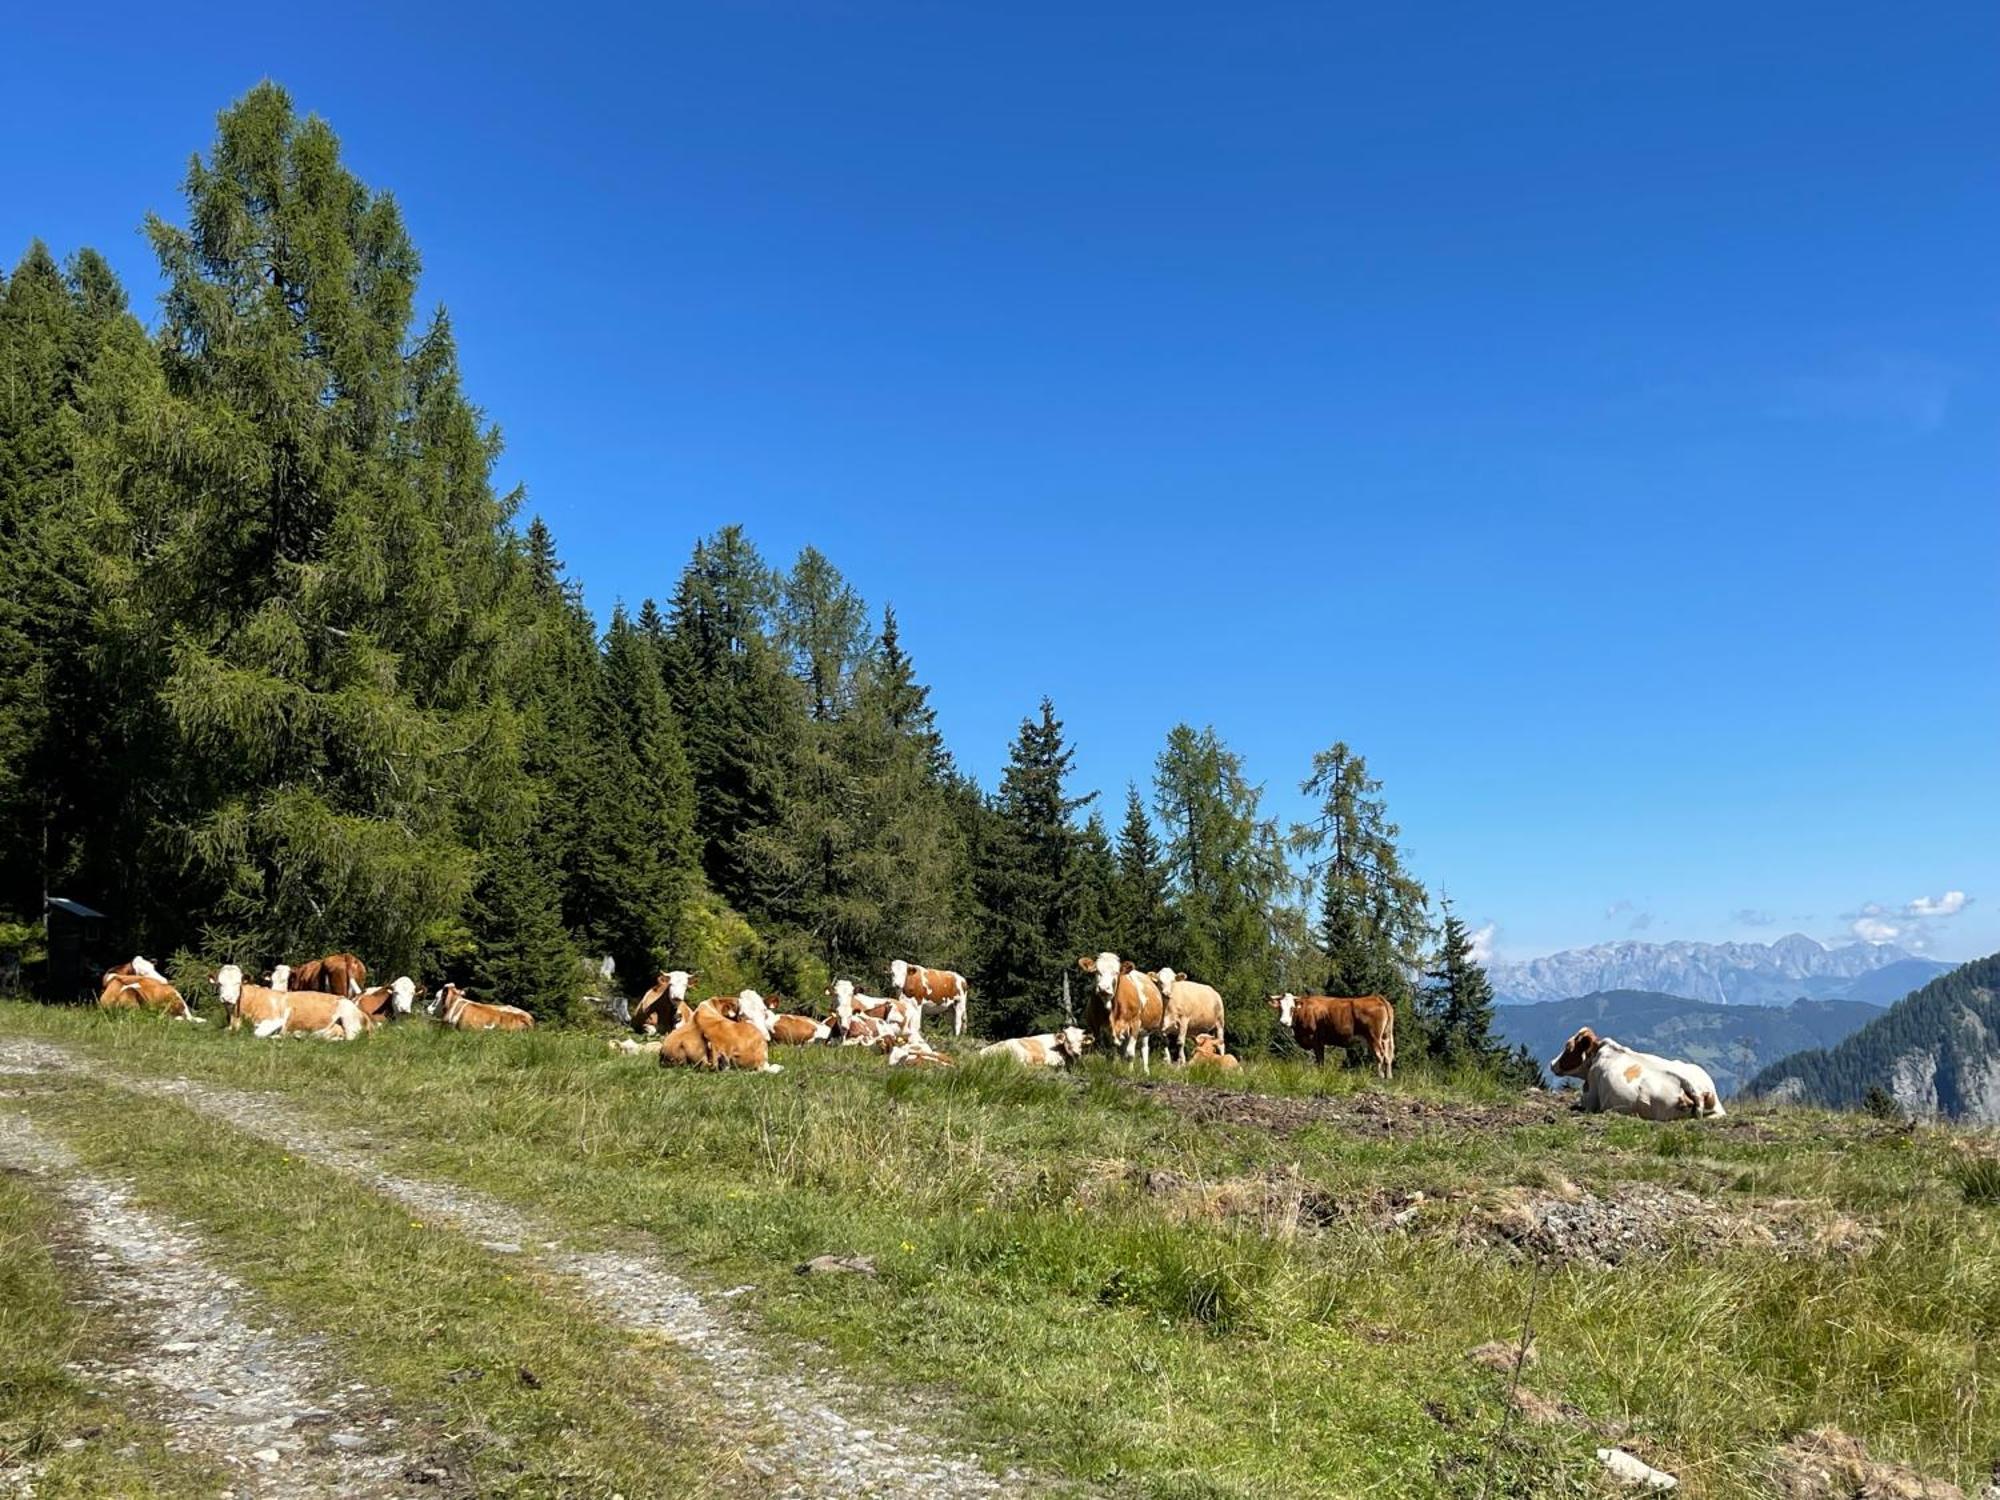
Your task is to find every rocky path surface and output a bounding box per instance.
[0,1037,1028,1499]
[0,1101,419,1499]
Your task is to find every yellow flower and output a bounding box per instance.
[901,1241,915,1253]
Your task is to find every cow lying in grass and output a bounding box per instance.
[353,976,418,1023]
[827,979,915,1045]
[97,956,199,1021]
[431,984,535,1031]
[979,1027,1090,1068]
[214,964,366,1039]
[630,970,696,1035]
[659,990,782,1073]
[288,952,367,998]
[1189,1034,1239,1071]
[887,1038,954,1068]
[1549,1027,1725,1120]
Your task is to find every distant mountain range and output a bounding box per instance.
[1492,990,1884,1096]
[1489,935,1950,1008]
[1749,954,2000,1121]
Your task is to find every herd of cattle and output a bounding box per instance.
[88,947,1728,1120]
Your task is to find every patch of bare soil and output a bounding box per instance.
[0,1106,423,1499]
[1766,1427,1968,1499]
[5,1039,1026,1499]
[1469,1181,1882,1267]
[1125,1078,1571,1137]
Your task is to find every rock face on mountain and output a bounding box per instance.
[1749,954,2000,1121]
[1492,991,1883,1095]
[1489,936,1948,1008]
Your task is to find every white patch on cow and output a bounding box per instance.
[665,970,693,1002]
[252,1016,286,1039]
[390,976,416,1014]
[735,988,776,1039]
[131,955,163,982]
[1277,992,1296,1028]
[889,958,908,993]
[1092,951,1119,996]
[267,964,291,992]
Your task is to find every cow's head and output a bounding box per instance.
[1266,992,1297,1028]
[1057,1025,1091,1060]
[1152,967,1178,994]
[664,970,695,1002]
[1082,952,1121,996]
[267,964,292,991]
[431,983,462,1017]
[1549,1027,1601,1079]
[1194,1033,1225,1057]
[889,958,908,991]
[735,988,776,1038]
[214,964,245,1007]
[389,976,417,1014]
[827,977,857,1015]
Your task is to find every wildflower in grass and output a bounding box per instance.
[901,1241,915,1253]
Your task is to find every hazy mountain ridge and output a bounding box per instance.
[1490,935,1949,1008]
[1749,954,2000,1121]
[1492,990,1884,1095]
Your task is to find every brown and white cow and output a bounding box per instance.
[691,990,782,1073]
[1189,1034,1240,1071]
[630,970,696,1035]
[978,1026,1090,1069]
[97,969,199,1022]
[289,953,367,998]
[655,1001,708,1068]
[1268,992,1396,1078]
[888,959,969,1038]
[431,983,535,1032]
[1077,953,1167,1072]
[353,976,418,1023]
[827,979,913,1042]
[101,955,166,988]
[1549,1027,1725,1120]
[214,964,365,1039]
[1151,968,1225,1064]
[770,1012,833,1046]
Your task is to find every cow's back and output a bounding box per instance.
[1165,980,1224,1033]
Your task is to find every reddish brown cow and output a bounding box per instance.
[290,953,368,998]
[770,1013,832,1045]
[1268,991,1396,1078]
[690,991,781,1072]
[432,983,535,1031]
[655,1002,707,1068]
[888,959,970,1037]
[1077,952,1167,1071]
[97,972,198,1021]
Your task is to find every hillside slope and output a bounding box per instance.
[1749,953,2000,1120]
[1493,991,1883,1094]
[1489,935,1946,1007]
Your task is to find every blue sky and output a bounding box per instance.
[7,3,1996,962]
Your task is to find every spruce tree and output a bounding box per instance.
[1421,900,1501,1065]
[1110,783,1174,964]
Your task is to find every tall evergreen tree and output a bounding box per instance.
[777,546,868,724]
[1421,900,1501,1064]
[974,698,1092,1033]
[1110,784,1175,964]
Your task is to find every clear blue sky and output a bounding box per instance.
[8,3,1996,962]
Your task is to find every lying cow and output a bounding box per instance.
[1189,1034,1239,1071]
[770,1011,833,1045]
[289,952,367,998]
[655,1001,707,1068]
[1077,953,1166,1071]
[827,979,913,1043]
[887,1038,954,1068]
[630,970,696,1035]
[1549,1027,1724,1120]
[353,976,418,1023]
[888,959,969,1038]
[691,990,782,1073]
[97,961,199,1022]
[214,964,366,1039]
[431,984,535,1031]
[1268,991,1396,1078]
[979,1026,1090,1069]
[1153,968,1225,1063]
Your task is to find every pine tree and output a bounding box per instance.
[1110,784,1174,964]
[777,546,868,723]
[1421,901,1502,1066]
[974,698,1093,1033]
[469,824,582,1020]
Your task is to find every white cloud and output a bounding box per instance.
[1467,923,1498,966]
[1732,908,1776,927]
[1905,890,1970,919]
[1851,917,1902,944]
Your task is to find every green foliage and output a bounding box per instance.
[1420,903,1516,1083]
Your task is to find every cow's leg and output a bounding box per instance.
[1140,1034,1151,1075]
[954,994,966,1037]
[253,1017,285,1039]
[1314,1044,1326,1067]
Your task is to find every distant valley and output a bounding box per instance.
[1492,990,1884,1095]
[1489,934,1949,1008]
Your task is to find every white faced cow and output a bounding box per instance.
[888,960,970,1038]
[1077,952,1167,1072]
[1549,1027,1725,1120]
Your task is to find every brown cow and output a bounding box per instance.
[353,976,418,1023]
[1189,1034,1240,1071]
[97,972,199,1022]
[770,1012,832,1045]
[655,1001,708,1068]
[888,959,969,1038]
[1268,991,1396,1078]
[691,990,781,1073]
[1077,952,1167,1072]
[289,953,367,998]
[630,970,697,1035]
[431,983,535,1032]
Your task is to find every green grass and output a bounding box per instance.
[3,1064,743,1497]
[4,1002,1996,1498]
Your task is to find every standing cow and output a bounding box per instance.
[888,960,969,1038]
[289,953,368,998]
[1077,952,1167,1072]
[1268,991,1396,1078]
[1151,968,1225,1064]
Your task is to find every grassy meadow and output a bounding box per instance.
[2,1000,1995,1498]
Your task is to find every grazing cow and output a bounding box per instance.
[1077,953,1167,1072]
[888,960,970,1038]
[1549,1027,1725,1120]
[289,953,367,998]
[887,1039,954,1068]
[979,1026,1090,1069]
[1152,968,1226,1064]
[97,971,199,1022]
[630,970,696,1035]
[1189,1034,1239,1071]
[770,1012,833,1046]
[213,964,365,1039]
[431,984,535,1032]
[353,976,418,1023]
[1268,992,1397,1078]
[692,990,782,1073]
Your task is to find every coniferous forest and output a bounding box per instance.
[0,85,1525,1074]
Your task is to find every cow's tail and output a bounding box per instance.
[1381,1003,1397,1078]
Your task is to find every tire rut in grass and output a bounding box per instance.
[3,1038,1027,1499]
[0,1102,425,1499]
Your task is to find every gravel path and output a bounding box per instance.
[0,1101,420,1499]
[0,1038,1027,1499]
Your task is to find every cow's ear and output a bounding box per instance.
[1119,960,1134,974]
[1076,956,1093,971]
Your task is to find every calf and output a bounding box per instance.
[1077,952,1167,1072]
[431,984,535,1032]
[1152,968,1225,1064]
[630,970,696,1035]
[1189,1034,1240,1071]
[1268,992,1396,1078]
[888,959,970,1038]
[692,990,782,1073]
[887,1039,954,1068]
[289,953,367,998]
[1549,1027,1724,1120]
[979,1026,1090,1068]
[97,971,199,1022]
